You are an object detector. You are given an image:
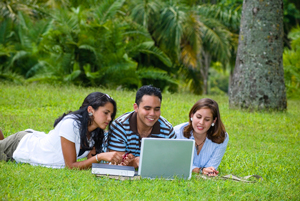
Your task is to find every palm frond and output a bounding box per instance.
[129,0,162,29]
[63,70,81,82]
[79,44,98,61]
[25,60,48,78]
[199,17,232,64]
[9,50,28,67]
[197,4,241,32]
[136,66,178,92]
[94,0,125,25]
[131,41,172,67]
[153,2,189,60]
[0,71,25,83]
[180,44,197,68]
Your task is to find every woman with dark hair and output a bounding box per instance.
[0,92,124,169]
[174,98,229,176]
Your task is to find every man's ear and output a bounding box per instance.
[133,103,138,112]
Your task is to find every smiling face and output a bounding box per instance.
[134,95,161,130]
[191,108,216,137]
[88,102,114,131]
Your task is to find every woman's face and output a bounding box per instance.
[89,102,114,130]
[191,108,215,136]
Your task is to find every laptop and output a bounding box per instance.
[138,138,195,180]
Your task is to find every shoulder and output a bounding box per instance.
[210,132,229,146]
[174,122,189,131]
[109,112,133,136]
[224,132,229,142]
[113,111,133,125]
[158,116,174,130]
[174,122,189,139]
[57,115,79,128]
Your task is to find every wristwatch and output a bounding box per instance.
[200,167,204,174]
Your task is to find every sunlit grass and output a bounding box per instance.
[0,83,299,200]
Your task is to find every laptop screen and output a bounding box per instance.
[138,138,195,180]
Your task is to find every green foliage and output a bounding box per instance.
[283,26,300,99]
[136,67,178,93]
[1,0,294,96]
[128,0,237,94]
[0,83,300,200]
[0,0,176,91]
[209,67,229,94]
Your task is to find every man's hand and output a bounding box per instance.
[120,153,139,168]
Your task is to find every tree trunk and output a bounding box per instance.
[229,0,287,111]
[199,51,211,95]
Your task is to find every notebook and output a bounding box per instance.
[138,138,195,180]
[91,163,135,177]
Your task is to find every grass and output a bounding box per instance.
[0,82,299,200]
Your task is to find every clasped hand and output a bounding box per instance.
[119,153,139,168]
[192,166,219,176]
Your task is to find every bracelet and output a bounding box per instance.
[95,154,99,162]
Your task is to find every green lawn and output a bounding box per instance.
[0,83,299,200]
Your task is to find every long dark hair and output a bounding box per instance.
[54,92,117,154]
[183,98,226,144]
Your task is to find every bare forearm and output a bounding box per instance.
[65,155,99,170]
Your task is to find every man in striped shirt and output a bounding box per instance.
[108,85,175,168]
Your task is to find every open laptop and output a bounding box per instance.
[138,138,195,180]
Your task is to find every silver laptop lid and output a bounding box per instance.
[138,138,195,180]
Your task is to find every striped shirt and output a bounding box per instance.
[107,111,175,156]
[174,122,229,170]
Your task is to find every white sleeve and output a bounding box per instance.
[58,118,79,143]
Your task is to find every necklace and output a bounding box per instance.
[195,137,206,155]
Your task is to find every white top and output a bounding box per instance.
[174,122,229,170]
[13,115,94,168]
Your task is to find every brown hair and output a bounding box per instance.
[183,98,226,144]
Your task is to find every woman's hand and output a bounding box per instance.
[202,167,219,176]
[87,147,96,159]
[98,152,123,164]
[192,168,200,174]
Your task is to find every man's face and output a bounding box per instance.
[134,95,161,129]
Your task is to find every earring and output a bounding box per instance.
[190,118,192,121]
[89,112,93,116]
[211,123,215,127]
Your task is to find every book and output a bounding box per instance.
[91,163,135,177]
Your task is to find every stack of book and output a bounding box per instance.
[91,163,136,177]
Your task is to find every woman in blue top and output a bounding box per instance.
[174,98,229,176]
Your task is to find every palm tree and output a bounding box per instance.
[27,0,174,90]
[129,0,234,94]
